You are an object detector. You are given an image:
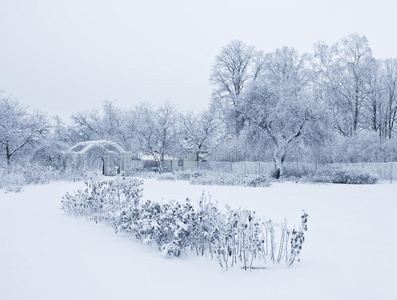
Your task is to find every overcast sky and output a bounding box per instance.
[1,0,396,121]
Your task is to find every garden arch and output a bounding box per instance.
[65,140,132,176]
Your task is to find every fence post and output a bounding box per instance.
[390,156,393,184]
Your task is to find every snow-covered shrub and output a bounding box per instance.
[0,164,64,192]
[160,171,272,187]
[61,177,143,223]
[157,173,177,181]
[19,164,62,185]
[246,175,272,187]
[62,182,308,270]
[304,171,378,184]
[189,172,234,186]
[175,170,204,181]
[190,172,272,188]
[133,198,196,257]
[187,197,307,270]
[0,170,25,192]
[162,242,183,257]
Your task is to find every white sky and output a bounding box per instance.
[1,0,396,121]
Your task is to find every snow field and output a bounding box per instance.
[1,179,396,300]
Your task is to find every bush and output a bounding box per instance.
[61,179,306,270]
[156,173,177,181]
[156,171,272,188]
[0,164,65,192]
[175,170,204,181]
[246,175,273,187]
[61,177,143,225]
[303,171,378,184]
[0,171,25,192]
[189,172,272,188]
[281,165,312,178]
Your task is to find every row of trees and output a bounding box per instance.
[0,96,223,171]
[70,101,221,169]
[211,34,397,176]
[212,35,397,139]
[1,33,397,176]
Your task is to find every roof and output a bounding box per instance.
[65,140,127,154]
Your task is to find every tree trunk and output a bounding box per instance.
[157,160,163,173]
[273,156,283,179]
[6,143,11,166]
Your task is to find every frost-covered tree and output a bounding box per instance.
[363,59,384,136]
[180,108,221,161]
[30,116,72,170]
[314,33,374,136]
[0,95,49,166]
[210,40,265,135]
[71,101,135,151]
[382,58,397,139]
[71,108,104,141]
[240,47,324,178]
[135,102,179,172]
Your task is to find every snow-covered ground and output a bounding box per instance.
[1,179,396,300]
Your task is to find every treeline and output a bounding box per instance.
[1,33,397,177]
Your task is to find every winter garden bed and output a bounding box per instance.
[61,177,308,270]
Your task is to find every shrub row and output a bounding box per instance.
[158,169,377,186]
[302,171,378,184]
[0,164,64,192]
[61,178,308,270]
[157,171,272,188]
[190,173,272,188]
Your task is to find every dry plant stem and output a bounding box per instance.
[277,219,287,263]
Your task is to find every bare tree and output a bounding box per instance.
[210,40,264,134]
[382,58,397,139]
[71,101,134,151]
[314,33,374,136]
[361,59,384,137]
[0,95,49,166]
[135,102,179,172]
[180,108,220,161]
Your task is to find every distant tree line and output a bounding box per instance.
[1,33,397,177]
